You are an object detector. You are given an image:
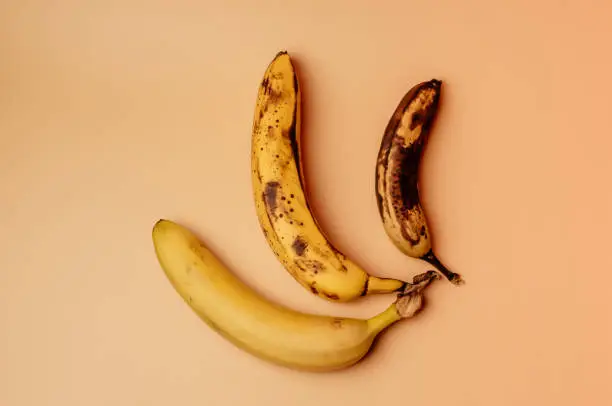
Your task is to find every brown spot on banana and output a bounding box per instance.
[375,79,464,285]
[294,258,325,275]
[263,181,280,219]
[252,51,412,302]
[267,88,283,104]
[291,236,308,256]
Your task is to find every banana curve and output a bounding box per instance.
[374,80,464,285]
[152,219,438,372]
[251,51,408,301]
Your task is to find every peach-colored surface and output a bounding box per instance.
[1,1,611,405]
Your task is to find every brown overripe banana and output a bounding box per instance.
[251,51,413,301]
[374,80,464,285]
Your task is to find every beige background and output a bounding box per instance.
[1,1,611,405]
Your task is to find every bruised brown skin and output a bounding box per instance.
[375,80,463,285]
[263,181,280,220]
[262,178,334,280]
[375,80,440,226]
[292,236,308,256]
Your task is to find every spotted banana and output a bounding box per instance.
[251,51,412,301]
[375,79,464,285]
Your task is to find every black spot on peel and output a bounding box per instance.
[310,284,319,295]
[261,77,270,92]
[393,92,441,214]
[331,318,343,328]
[262,76,282,103]
[291,236,308,256]
[397,145,421,210]
[295,259,325,275]
[263,181,280,217]
[268,89,282,103]
[409,111,424,130]
[375,80,441,219]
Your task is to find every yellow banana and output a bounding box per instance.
[375,80,464,285]
[152,219,439,372]
[251,51,410,302]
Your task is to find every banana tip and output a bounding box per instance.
[153,219,173,231]
[451,275,466,286]
[275,49,289,58]
[430,79,442,88]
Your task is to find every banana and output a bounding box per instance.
[251,51,410,302]
[152,219,439,372]
[375,80,464,285]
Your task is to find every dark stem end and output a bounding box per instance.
[422,250,465,286]
[395,270,439,318]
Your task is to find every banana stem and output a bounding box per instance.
[366,276,407,295]
[367,270,439,335]
[422,250,464,285]
[367,305,402,335]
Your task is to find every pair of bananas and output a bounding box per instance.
[152,51,464,372]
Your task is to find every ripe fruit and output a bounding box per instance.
[251,51,411,301]
[375,80,464,285]
[152,219,439,372]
